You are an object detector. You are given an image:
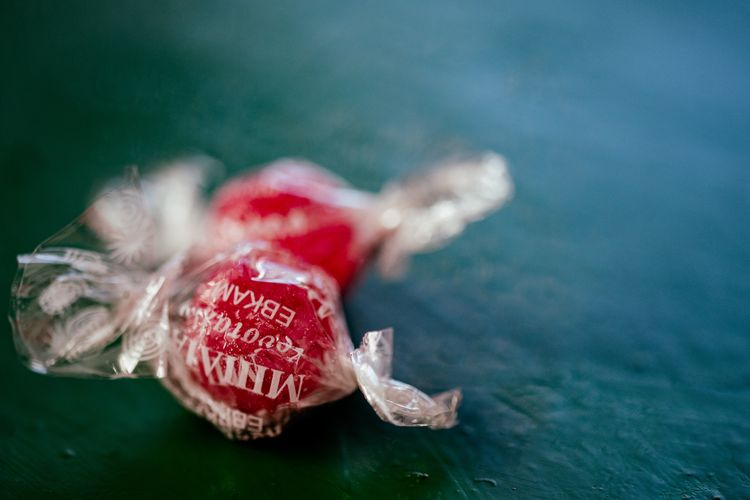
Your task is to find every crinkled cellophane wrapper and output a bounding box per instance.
[9,154,512,439]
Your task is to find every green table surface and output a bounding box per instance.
[1,1,749,498]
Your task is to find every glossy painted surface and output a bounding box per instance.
[1,1,749,497]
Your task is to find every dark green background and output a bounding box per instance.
[1,1,749,498]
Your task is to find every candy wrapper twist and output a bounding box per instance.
[10,154,512,439]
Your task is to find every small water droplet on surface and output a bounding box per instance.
[61,448,76,458]
[474,477,497,487]
[407,471,429,481]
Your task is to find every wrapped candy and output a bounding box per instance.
[9,153,513,439]
[204,160,373,290]
[203,154,513,289]
[164,243,461,438]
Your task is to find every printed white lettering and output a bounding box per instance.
[266,370,305,402]
[276,306,296,327]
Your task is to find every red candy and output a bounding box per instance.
[165,245,356,439]
[206,160,378,290]
[11,154,503,439]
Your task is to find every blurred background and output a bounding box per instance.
[1,1,749,497]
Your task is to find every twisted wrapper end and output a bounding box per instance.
[375,152,513,278]
[351,328,461,429]
[9,164,199,378]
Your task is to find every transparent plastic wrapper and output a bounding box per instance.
[10,184,461,438]
[9,153,512,439]
[203,153,514,289]
[82,153,513,289]
[162,243,460,438]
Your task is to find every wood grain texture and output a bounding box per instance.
[1,0,749,497]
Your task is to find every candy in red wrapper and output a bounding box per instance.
[164,244,357,438]
[204,154,513,290]
[9,153,513,440]
[206,160,375,290]
[10,216,462,439]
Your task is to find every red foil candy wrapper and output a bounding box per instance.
[9,154,513,440]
